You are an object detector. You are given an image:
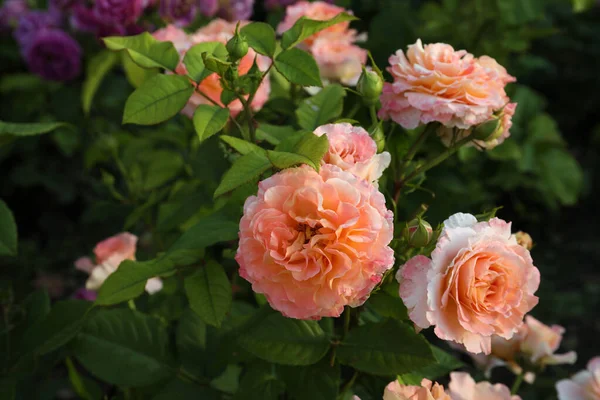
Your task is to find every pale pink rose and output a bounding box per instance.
[153,21,271,118]
[313,123,391,185]
[236,164,394,320]
[557,357,600,400]
[276,1,350,47]
[311,33,367,85]
[76,233,162,295]
[152,24,191,52]
[519,316,577,366]
[397,212,540,354]
[379,39,515,130]
[449,372,521,400]
[384,379,451,400]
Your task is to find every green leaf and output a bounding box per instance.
[238,313,330,366]
[0,120,71,137]
[176,308,208,378]
[183,42,228,83]
[19,300,92,356]
[72,308,174,387]
[274,130,329,171]
[103,32,180,71]
[234,362,285,400]
[122,52,158,88]
[202,53,232,76]
[266,150,314,169]
[538,148,583,206]
[281,13,358,49]
[256,124,296,145]
[82,50,118,115]
[96,212,238,305]
[240,22,276,57]
[274,48,323,87]
[138,150,184,191]
[337,319,435,375]
[296,84,346,130]
[66,357,98,400]
[214,152,271,197]
[221,135,264,155]
[184,262,232,328]
[193,105,230,143]
[366,290,408,321]
[154,378,219,400]
[398,346,463,384]
[123,74,194,125]
[280,360,340,400]
[0,199,17,256]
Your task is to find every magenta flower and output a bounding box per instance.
[93,0,143,26]
[24,29,82,81]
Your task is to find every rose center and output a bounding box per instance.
[297,223,322,244]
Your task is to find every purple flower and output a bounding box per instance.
[93,0,143,26]
[159,0,198,27]
[217,0,254,21]
[72,288,98,301]
[198,0,218,17]
[25,29,82,81]
[0,0,28,32]
[70,4,126,37]
[13,11,61,50]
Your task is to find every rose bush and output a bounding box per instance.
[0,1,594,399]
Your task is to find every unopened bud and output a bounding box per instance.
[226,33,249,62]
[515,231,533,250]
[473,118,500,141]
[357,69,383,106]
[403,218,433,248]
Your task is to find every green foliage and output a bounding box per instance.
[184,262,232,328]
[238,313,330,366]
[280,13,358,49]
[296,84,346,130]
[104,32,180,71]
[71,308,175,386]
[274,48,323,87]
[240,23,277,57]
[0,199,17,256]
[183,42,229,83]
[0,120,71,137]
[193,105,231,143]
[82,50,119,114]
[123,74,194,125]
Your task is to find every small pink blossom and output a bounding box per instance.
[236,164,394,320]
[379,39,515,130]
[384,379,451,400]
[449,372,521,400]
[397,213,540,354]
[313,123,390,185]
[557,357,600,400]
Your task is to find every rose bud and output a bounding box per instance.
[226,29,249,62]
[357,69,383,106]
[403,218,433,248]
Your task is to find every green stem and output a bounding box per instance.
[511,372,524,395]
[339,370,359,398]
[346,102,361,119]
[369,106,378,126]
[343,307,351,339]
[246,63,273,106]
[399,123,436,177]
[236,94,256,143]
[195,87,221,107]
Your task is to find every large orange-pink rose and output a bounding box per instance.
[397,212,540,354]
[449,372,521,400]
[235,164,394,319]
[75,233,162,294]
[379,39,515,130]
[384,379,451,400]
[557,357,600,400]
[313,123,391,185]
[152,21,271,118]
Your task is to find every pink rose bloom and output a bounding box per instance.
[75,233,162,295]
[384,379,451,400]
[236,164,394,320]
[311,33,367,85]
[153,21,271,118]
[557,357,600,400]
[313,123,391,185]
[379,39,515,130]
[397,212,540,354]
[449,372,521,400]
[276,1,350,47]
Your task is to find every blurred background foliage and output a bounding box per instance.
[1,0,599,398]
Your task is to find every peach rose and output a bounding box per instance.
[276,1,350,47]
[384,379,451,400]
[519,316,577,367]
[557,357,600,400]
[236,164,394,319]
[311,33,367,85]
[397,213,540,354]
[75,233,162,295]
[449,372,521,400]
[379,39,515,130]
[153,21,271,118]
[313,123,391,185]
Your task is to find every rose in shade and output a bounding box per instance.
[24,29,82,81]
[159,0,198,27]
[0,0,28,32]
[217,0,254,21]
[14,11,60,50]
[70,4,125,37]
[198,0,219,17]
[93,0,143,26]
